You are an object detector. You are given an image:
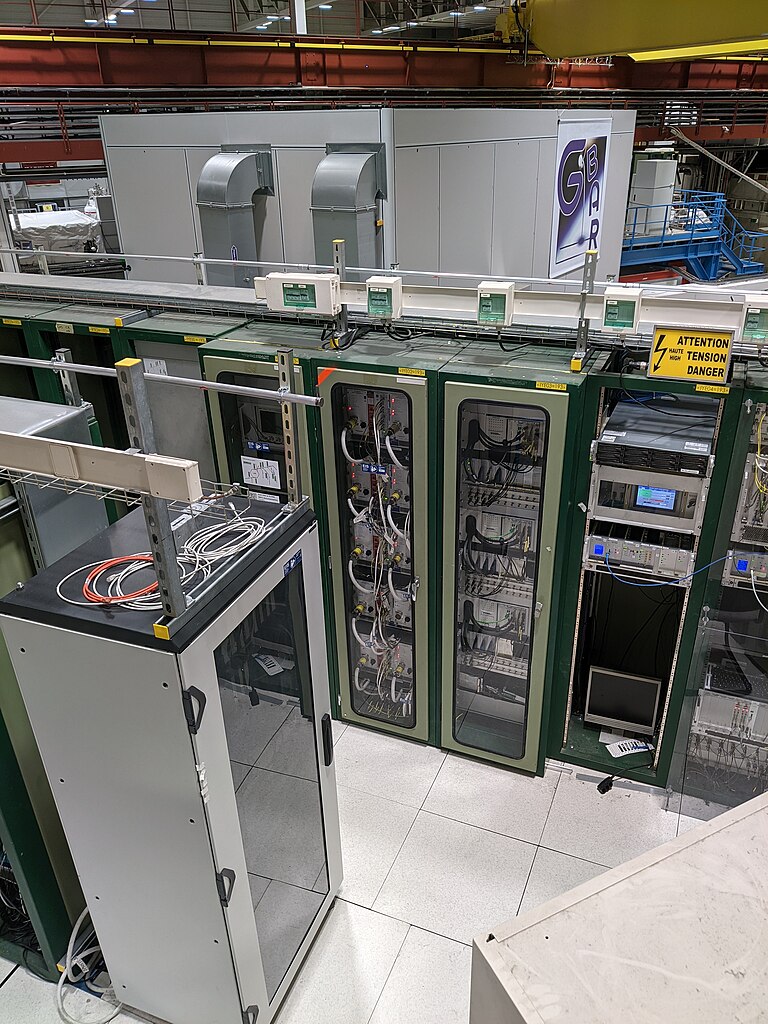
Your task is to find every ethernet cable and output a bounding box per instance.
[750,570,768,614]
[602,552,728,588]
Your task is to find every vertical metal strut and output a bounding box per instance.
[115,357,187,618]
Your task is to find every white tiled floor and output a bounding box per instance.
[0,723,702,1024]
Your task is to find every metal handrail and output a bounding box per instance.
[0,353,323,407]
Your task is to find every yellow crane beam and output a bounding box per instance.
[524,0,768,60]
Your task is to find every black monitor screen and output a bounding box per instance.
[258,408,282,437]
[585,667,660,734]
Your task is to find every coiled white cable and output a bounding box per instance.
[57,502,280,611]
[386,503,409,546]
[57,907,122,1024]
[385,434,406,470]
[341,427,361,465]
[351,618,370,649]
[348,559,375,594]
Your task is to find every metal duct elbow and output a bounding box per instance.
[196,150,274,289]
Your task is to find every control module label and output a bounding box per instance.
[647,326,733,383]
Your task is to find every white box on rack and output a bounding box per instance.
[263,272,341,315]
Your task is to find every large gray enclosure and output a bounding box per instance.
[101,107,635,284]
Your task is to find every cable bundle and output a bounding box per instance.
[57,503,279,611]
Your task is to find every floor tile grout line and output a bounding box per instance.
[363,924,412,1024]
[417,753,447,811]
[412,806,546,854]
[534,764,565,847]
[534,843,613,870]
[0,964,18,990]
[369,808,422,909]
[337,895,472,948]
[514,845,541,918]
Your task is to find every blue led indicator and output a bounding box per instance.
[737,559,749,572]
[593,544,605,556]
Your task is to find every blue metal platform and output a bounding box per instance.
[622,190,766,281]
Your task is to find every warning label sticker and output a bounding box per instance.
[647,327,733,383]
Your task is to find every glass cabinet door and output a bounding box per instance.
[214,566,330,1001]
[441,381,568,772]
[452,399,547,760]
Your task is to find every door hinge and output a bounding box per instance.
[409,576,421,602]
[182,686,207,734]
[216,868,236,907]
[243,1006,259,1024]
[534,601,543,620]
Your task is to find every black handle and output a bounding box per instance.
[321,713,334,767]
[182,686,207,735]
[217,868,236,908]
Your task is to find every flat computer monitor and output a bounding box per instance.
[584,666,662,736]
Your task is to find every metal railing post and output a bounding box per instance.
[53,348,82,408]
[277,349,302,507]
[114,357,187,619]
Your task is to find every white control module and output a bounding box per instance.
[366,276,403,319]
[477,281,515,327]
[264,272,341,315]
[602,285,643,333]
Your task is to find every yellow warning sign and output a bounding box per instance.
[647,327,733,383]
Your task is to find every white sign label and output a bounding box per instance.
[550,118,612,278]
[144,357,168,376]
[241,456,280,490]
[55,322,74,334]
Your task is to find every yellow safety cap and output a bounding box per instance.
[114,317,124,327]
[570,356,583,373]
[116,358,141,367]
[153,623,171,640]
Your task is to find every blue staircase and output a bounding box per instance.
[621,189,766,282]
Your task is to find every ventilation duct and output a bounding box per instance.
[311,150,383,281]
[196,149,274,289]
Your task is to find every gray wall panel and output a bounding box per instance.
[439,143,494,276]
[109,146,199,283]
[491,141,538,279]
[394,146,440,274]
[276,148,326,265]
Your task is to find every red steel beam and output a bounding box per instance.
[0,29,767,90]
[1,30,768,142]
[0,139,104,162]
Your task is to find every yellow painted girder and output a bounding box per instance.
[525,0,768,59]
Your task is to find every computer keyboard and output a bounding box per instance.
[709,666,752,695]
[708,665,757,696]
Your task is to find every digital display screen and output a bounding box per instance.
[635,486,676,512]
[586,668,660,734]
[258,408,282,436]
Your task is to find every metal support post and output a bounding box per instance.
[53,348,82,408]
[35,246,50,275]
[333,239,350,341]
[192,251,207,286]
[114,358,187,619]
[277,349,302,507]
[572,249,598,372]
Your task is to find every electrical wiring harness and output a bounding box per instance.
[340,389,414,722]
